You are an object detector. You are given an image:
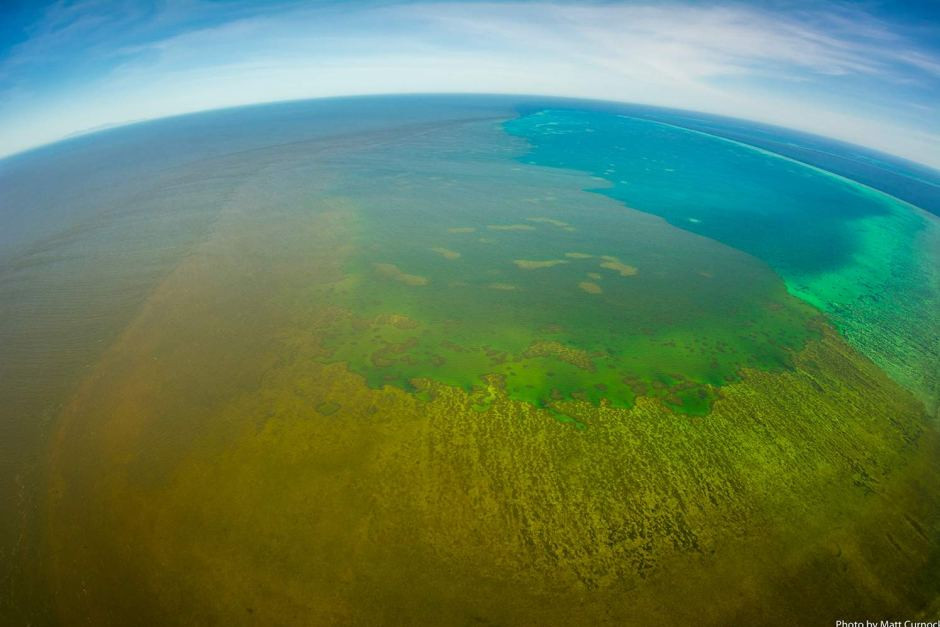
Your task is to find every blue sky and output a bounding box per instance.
[0,0,938,167]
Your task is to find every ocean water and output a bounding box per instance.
[0,95,938,624]
[577,101,940,219]
[0,96,528,621]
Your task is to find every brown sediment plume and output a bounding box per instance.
[447,227,476,234]
[523,340,596,370]
[579,281,603,294]
[527,217,571,228]
[373,263,429,286]
[488,224,536,231]
[600,256,638,277]
[374,313,419,329]
[431,247,461,260]
[488,283,519,291]
[514,259,568,270]
[565,252,594,259]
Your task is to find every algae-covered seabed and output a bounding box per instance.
[17,102,940,624]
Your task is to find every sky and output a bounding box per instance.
[0,0,938,168]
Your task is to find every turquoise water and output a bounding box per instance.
[589,102,940,218]
[505,108,940,414]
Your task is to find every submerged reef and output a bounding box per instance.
[46,202,940,626]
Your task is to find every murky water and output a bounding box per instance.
[1,96,938,625]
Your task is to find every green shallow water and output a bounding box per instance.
[315,118,822,416]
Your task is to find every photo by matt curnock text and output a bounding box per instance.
[836,621,940,627]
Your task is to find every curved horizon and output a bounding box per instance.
[6,92,937,225]
[1,90,937,172]
[0,1,938,168]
